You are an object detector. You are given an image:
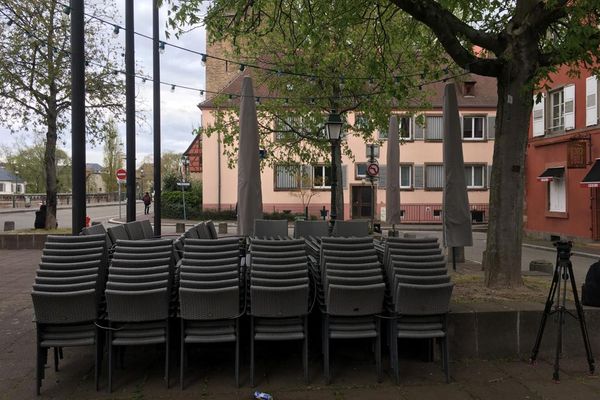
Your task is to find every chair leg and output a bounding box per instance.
[390,320,399,385]
[180,319,185,390]
[250,316,255,387]
[323,315,330,385]
[36,328,43,396]
[303,316,309,384]
[165,319,170,389]
[375,318,382,383]
[95,327,101,391]
[108,329,113,393]
[235,319,240,388]
[59,347,64,360]
[443,335,450,383]
[53,347,59,372]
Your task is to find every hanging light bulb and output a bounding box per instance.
[159,41,166,54]
[284,98,289,105]
[170,84,176,93]
[62,5,71,15]
[141,77,147,84]
[7,19,13,26]
[200,90,205,97]
[201,54,207,66]
[368,77,374,86]
[255,97,260,105]
[239,64,245,72]
[112,25,120,37]
[339,76,345,90]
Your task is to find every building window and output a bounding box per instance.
[400,165,412,188]
[548,177,566,212]
[313,165,331,189]
[378,129,388,140]
[356,163,367,179]
[16,184,22,193]
[465,165,485,189]
[550,89,564,131]
[399,116,412,140]
[462,116,485,140]
[275,116,301,141]
[274,165,300,190]
[425,164,444,190]
[0,183,4,192]
[425,116,443,140]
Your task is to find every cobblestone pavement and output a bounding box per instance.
[1,249,599,400]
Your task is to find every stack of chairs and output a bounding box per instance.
[253,219,288,238]
[382,236,453,383]
[317,237,385,383]
[247,238,311,385]
[31,234,108,394]
[104,239,176,392]
[331,220,369,237]
[178,237,243,389]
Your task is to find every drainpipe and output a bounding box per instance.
[217,131,222,211]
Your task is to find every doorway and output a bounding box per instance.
[351,185,374,219]
[593,188,600,241]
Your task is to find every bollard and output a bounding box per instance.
[4,221,15,231]
[450,246,465,263]
[218,222,228,234]
[529,259,554,275]
[175,222,185,233]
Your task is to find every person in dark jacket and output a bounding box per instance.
[34,204,46,229]
[143,192,152,215]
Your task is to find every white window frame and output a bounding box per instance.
[274,165,300,190]
[313,165,331,189]
[399,116,412,140]
[0,183,4,192]
[400,165,412,189]
[355,163,367,179]
[462,116,486,140]
[548,177,566,212]
[586,76,598,127]
[549,88,565,131]
[532,94,545,137]
[465,165,485,189]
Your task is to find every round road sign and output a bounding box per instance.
[367,163,379,177]
[116,168,127,181]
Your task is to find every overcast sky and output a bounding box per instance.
[0,0,207,168]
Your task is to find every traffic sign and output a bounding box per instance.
[177,182,191,187]
[367,163,379,177]
[116,168,127,181]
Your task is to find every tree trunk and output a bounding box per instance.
[334,141,344,220]
[45,113,58,230]
[484,60,536,287]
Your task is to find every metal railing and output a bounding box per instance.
[0,192,121,208]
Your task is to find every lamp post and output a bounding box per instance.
[180,155,189,220]
[140,167,145,198]
[325,111,343,232]
[12,170,19,208]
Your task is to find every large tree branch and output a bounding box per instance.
[388,0,503,77]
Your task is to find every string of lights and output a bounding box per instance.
[1,6,470,104]
[56,0,455,83]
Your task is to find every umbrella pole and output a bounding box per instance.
[452,247,457,271]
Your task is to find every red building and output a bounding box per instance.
[183,134,202,181]
[526,66,600,241]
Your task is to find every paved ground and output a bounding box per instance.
[1,249,599,399]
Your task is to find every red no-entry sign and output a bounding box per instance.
[116,168,127,181]
[367,163,379,177]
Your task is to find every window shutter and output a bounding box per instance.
[425,116,443,140]
[532,95,545,137]
[586,76,598,127]
[487,164,492,189]
[414,165,424,189]
[564,84,575,130]
[487,116,496,139]
[414,119,424,140]
[378,165,387,188]
[342,165,348,188]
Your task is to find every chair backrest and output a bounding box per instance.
[140,220,154,239]
[294,220,330,238]
[205,220,218,239]
[331,220,369,237]
[81,224,107,236]
[107,225,130,244]
[125,221,146,240]
[195,222,213,239]
[254,219,288,238]
[394,283,454,315]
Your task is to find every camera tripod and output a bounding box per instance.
[530,241,595,381]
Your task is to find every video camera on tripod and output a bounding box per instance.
[554,240,572,262]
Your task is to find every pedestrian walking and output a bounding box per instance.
[143,192,152,215]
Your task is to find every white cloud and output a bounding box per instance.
[0,0,206,168]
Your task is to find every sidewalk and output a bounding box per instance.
[0,200,141,215]
[1,249,600,399]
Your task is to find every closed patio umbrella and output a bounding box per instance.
[386,115,401,232]
[442,83,473,270]
[237,76,263,236]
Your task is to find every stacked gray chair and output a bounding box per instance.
[179,237,243,389]
[105,239,175,392]
[32,234,107,394]
[206,220,219,239]
[194,222,213,239]
[293,220,329,239]
[331,220,369,237]
[140,219,155,239]
[382,236,453,383]
[81,223,114,250]
[253,219,288,238]
[107,224,130,246]
[124,221,146,240]
[248,238,311,385]
[318,236,385,383]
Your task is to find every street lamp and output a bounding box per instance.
[12,169,19,208]
[180,155,190,220]
[325,111,343,231]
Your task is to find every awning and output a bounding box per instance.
[581,159,600,188]
[537,167,564,182]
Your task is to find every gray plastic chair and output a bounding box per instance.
[205,220,219,239]
[179,237,242,389]
[331,220,369,237]
[124,221,146,240]
[248,238,310,386]
[107,225,130,245]
[194,222,213,239]
[294,220,329,239]
[253,219,289,238]
[140,220,155,239]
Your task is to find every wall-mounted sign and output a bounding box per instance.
[567,141,587,169]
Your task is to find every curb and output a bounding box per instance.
[0,201,142,215]
[522,243,600,260]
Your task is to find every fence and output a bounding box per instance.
[396,203,489,224]
[0,192,120,209]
